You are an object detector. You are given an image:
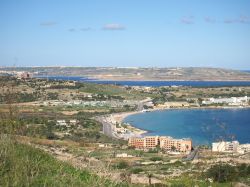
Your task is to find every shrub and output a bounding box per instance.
[150,157,162,162]
[131,168,143,174]
[116,161,129,169]
[206,164,238,183]
[172,161,184,167]
[147,148,158,153]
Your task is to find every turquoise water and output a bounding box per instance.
[123,108,250,145]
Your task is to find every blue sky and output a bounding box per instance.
[0,0,250,69]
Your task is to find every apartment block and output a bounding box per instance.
[128,136,192,152]
[212,141,239,152]
[144,136,159,149]
[212,141,250,154]
[128,137,145,149]
[159,136,192,152]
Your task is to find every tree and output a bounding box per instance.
[198,98,203,104]
[147,173,153,185]
[171,146,176,152]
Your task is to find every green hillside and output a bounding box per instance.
[0,136,128,187]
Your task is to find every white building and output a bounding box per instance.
[69,120,77,125]
[237,144,250,154]
[229,96,249,106]
[212,141,239,152]
[16,71,32,79]
[71,100,82,105]
[202,96,248,105]
[115,126,127,133]
[56,120,67,126]
[116,153,134,158]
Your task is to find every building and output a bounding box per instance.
[237,144,250,154]
[116,153,134,158]
[16,72,32,79]
[144,136,159,149]
[69,120,77,125]
[159,136,192,152]
[202,96,248,105]
[212,141,250,154]
[128,136,192,153]
[115,126,127,133]
[128,137,147,149]
[212,141,239,152]
[56,119,77,127]
[56,120,67,126]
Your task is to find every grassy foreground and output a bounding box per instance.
[0,136,128,187]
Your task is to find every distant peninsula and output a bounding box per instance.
[1,67,250,81]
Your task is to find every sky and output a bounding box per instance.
[0,0,250,69]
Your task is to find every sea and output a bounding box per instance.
[123,108,250,145]
[37,76,250,145]
[36,76,250,87]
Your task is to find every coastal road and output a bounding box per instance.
[95,98,152,139]
[137,97,152,111]
[183,148,199,161]
[102,118,113,137]
[95,116,119,139]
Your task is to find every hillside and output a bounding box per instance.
[1,67,250,81]
[0,136,128,187]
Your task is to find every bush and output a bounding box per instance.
[206,164,238,183]
[172,161,184,167]
[147,148,158,153]
[45,131,57,140]
[131,168,143,174]
[160,166,169,171]
[116,161,129,169]
[238,163,250,176]
[150,157,162,162]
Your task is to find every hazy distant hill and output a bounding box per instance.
[1,67,250,81]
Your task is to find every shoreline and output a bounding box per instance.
[116,105,250,123]
[104,105,250,140]
[34,76,250,82]
[108,111,147,137]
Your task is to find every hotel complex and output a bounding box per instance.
[202,96,249,105]
[128,136,192,153]
[212,141,250,154]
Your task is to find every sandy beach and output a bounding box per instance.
[111,111,142,124]
[95,110,147,139]
[106,106,175,137]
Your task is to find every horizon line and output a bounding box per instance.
[0,66,249,71]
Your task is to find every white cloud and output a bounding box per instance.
[103,23,126,30]
[224,15,250,24]
[181,16,194,24]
